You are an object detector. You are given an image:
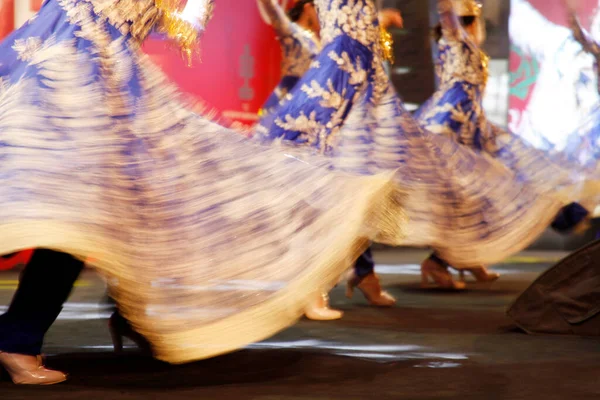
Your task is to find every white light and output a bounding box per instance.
[180,0,211,28]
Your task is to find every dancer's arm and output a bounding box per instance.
[568,11,600,56]
[257,0,292,37]
[436,0,465,42]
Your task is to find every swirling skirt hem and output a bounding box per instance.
[0,173,397,364]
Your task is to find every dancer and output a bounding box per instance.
[258,0,402,305]
[258,0,321,117]
[0,0,404,384]
[552,0,600,234]
[415,0,500,284]
[416,0,600,283]
[256,0,584,291]
[417,0,599,181]
[258,0,402,118]
[257,0,344,321]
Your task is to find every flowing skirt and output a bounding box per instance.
[257,35,570,267]
[259,75,300,117]
[415,80,600,211]
[0,0,400,363]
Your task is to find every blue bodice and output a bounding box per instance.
[414,36,491,151]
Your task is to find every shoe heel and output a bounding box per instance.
[108,319,123,353]
[420,270,430,287]
[345,282,354,299]
[421,259,466,290]
[0,352,67,385]
[304,293,343,321]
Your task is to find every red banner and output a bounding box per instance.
[30,0,42,11]
[0,0,14,41]
[143,0,281,127]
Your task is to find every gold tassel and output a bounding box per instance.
[379,26,395,64]
[155,0,200,66]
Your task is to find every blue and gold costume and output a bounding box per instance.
[415,0,599,232]
[0,0,402,363]
[258,0,320,116]
[257,0,575,268]
[416,0,599,201]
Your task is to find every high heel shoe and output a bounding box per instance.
[0,351,67,385]
[457,266,500,283]
[304,293,343,321]
[420,258,466,290]
[346,272,396,306]
[108,312,152,354]
[572,217,592,235]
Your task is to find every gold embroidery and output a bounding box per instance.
[275,111,325,146]
[301,79,347,109]
[379,26,394,64]
[437,38,487,87]
[316,0,389,104]
[328,51,368,86]
[86,0,160,41]
[316,0,379,50]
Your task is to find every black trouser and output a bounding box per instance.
[428,252,449,267]
[354,247,375,279]
[551,202,589,233]
[0,250,84,355]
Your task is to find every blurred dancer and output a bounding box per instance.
[509,0,600,150]
[258,0,342,320]
[0,0,402,384]
[258,0,321,117]
[561,0,600,168]
[256,0,581,291]
[258,0,403,307]
[415,0,600,287]
[553,0,600,234]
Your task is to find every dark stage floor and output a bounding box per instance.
[1,249,599,399]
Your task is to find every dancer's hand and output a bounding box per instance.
[379,9,403,29]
